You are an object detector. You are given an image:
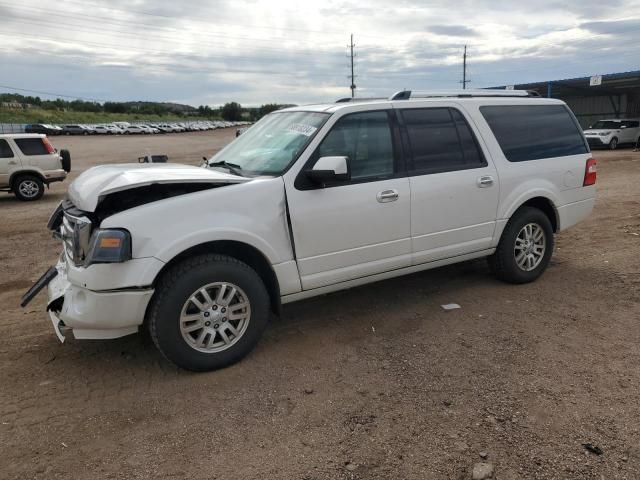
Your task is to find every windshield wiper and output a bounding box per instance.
[208,160,244,176]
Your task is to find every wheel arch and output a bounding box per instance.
[152,240,282,316]
[518,196,558,232]
[9,169,46,189]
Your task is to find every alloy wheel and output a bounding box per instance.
[514,223,546,271]
[18,180,40,199]
[179,282,251,353]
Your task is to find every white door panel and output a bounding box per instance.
[622,126,639,143]
[410,167,499,264]
[288,178,411,289]
[0,139,20,183]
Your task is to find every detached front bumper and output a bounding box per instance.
[47,258,154,341]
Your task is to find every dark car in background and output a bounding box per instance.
[62,124,94,135]
[25,124,62,136]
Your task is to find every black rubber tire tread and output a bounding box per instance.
[13,174,44,201]
[148,253,270,372]
[488,206,554,284]
[60,149,71,172]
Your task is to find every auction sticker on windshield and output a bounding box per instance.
[287,123,318,136]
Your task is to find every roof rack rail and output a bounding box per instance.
[389,89,539,100]
[335,97,386,103]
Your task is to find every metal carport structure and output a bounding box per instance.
[492,70,640,128]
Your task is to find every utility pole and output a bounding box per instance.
[461,45,470,90]
[349,34,356,98]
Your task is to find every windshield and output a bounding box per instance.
[207,111,330,176]
[590,120,622,129]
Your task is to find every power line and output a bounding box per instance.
[0,31,343,73]
[58,0,349,37]
[0,11,357,69]
[0,84,108,102]
[0,2,345,49]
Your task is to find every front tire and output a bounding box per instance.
[488,207,554,284]
[609,137,618,150]
[148,254,270,371]
[13,175,44,201]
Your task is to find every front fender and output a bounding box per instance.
[153,227,282,265]
[100,177,294,266]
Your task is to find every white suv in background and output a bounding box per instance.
[583,118,640,149]
[23,90,596,371]
[0,134,70,200]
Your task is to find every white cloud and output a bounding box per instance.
[0,0,639,105]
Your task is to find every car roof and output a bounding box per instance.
[0,133,46,138]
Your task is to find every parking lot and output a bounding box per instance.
[1,130,639,479]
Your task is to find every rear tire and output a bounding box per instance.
[488,206,554,284]
[148,254,270,372]
[13,175,44,201]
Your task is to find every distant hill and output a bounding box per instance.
[121,101,198,114]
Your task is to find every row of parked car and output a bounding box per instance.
[24,120,250,136]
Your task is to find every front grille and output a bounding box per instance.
[61,211,92,266]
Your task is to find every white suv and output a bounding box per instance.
[0,134,70,201]
[583,118,640,150]
[23,90,596,371]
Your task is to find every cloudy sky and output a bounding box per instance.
[0,0,639,106]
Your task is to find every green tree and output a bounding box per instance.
[221,102,242,121]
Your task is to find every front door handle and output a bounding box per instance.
[8,161,17,165]
[477,175,494,188]
[377,189,399,203]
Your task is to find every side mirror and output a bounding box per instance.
[306,156,350,186]
[621,125,627,129]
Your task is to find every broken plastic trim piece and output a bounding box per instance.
[48,310,66,343]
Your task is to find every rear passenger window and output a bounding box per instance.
[317,111,394,180]
[0,139,14,158]
[14,138,48,156]
[481,105,588,162]
[623,121,639,128]
[401,108,486,173]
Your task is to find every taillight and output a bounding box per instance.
[583,158,596,186]
[42,138,55,154]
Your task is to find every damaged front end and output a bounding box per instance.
[30,162,250,341]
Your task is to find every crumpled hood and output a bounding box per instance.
[68,163,248,212]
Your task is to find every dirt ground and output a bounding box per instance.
[1,131,639,480]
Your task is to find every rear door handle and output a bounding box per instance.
[377,189,399,203]
[477,175,494,188]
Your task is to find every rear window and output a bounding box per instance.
[14,138,48,156]
[480,105,588,162]
[0,139,14,158]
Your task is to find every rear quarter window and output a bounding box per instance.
[14,138,49,156]
[0,139,14,158]
[480,105,588,162]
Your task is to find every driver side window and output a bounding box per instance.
[317,111,394,180]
